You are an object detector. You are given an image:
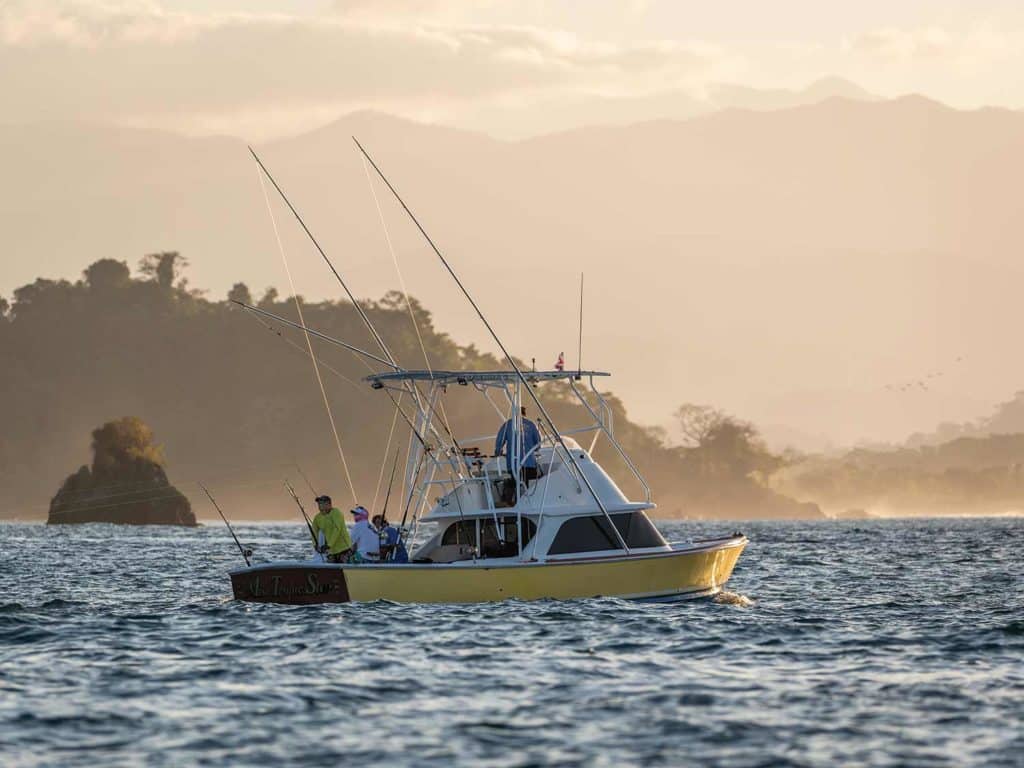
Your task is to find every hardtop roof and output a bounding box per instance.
[365,369,610,385]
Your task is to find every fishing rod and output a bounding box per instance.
[199,482,252,567]
[285,479,317,546]
[377,449,401,562]
[353,137,630,554]
[398,452,427,537]
[293,463,318,496]
[381,449,401,522]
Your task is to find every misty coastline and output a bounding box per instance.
[5,256,1024,523]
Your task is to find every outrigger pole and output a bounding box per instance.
[242,301,429,457]
[231,300,397,370]
[236,297,458,488]
[199,482,252,567]
[242,153,467,475]
[248,147,398,367]
[236,296,442,519]
[353,137,631,554]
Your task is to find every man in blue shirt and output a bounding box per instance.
[373,514,408,563]
[495,407,542,504]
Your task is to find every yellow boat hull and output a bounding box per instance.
[230,537,747,604]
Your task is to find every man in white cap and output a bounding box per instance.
[349,505,381,562]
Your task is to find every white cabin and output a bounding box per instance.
[365,370,669,565]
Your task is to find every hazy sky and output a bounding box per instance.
[3,1,1022,449]
[2,1,1022,139]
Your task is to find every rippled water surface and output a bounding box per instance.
[1,518,1022,767]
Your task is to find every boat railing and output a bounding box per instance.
[535,421,585,494]
[569,377,651,503]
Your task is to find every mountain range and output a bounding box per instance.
[3,84,1023,447]
[454,76,880,137]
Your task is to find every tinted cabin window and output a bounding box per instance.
[549,512,664,555]
[441,520,477,546]
[480,516,537,558]
[613,511,664,548]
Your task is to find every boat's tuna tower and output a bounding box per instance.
[366,368,656,562]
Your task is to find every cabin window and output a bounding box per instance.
[441,520,477,547]
[612,511,664,548]
[480,516,537,558]
[548,512,664,555]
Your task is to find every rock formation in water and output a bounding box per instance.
[48,417,196,526]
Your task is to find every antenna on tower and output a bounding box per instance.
[576,272,584,381]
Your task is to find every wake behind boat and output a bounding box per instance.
[222,141,748,605]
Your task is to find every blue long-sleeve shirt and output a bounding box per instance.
[494,417,541,474]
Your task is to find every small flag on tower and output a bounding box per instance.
[554,352,565,371]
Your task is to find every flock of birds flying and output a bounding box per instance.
[884,357,964,393]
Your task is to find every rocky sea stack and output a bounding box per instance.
[48,417,196,526]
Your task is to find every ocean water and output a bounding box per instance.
[1,518,1021,767]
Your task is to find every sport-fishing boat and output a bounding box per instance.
[229,370,746,604]
[225,141,748,605]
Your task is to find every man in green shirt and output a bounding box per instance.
[312,495,353,563]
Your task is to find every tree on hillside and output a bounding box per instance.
[227,282,252,305]
[259,287,279,307]
[673,403,727,447]
[697,419,784,481]
[10,278,74,318]
[139,251,187,291]
[83,259,131,291]
[674,403,783,480]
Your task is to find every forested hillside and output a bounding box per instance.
[775,429,1024,517]
[0,255,818,521]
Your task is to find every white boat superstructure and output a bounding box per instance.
[374,368,665,566]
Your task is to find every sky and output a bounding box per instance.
[3,0,1023,450]
[2,1,1023,140]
